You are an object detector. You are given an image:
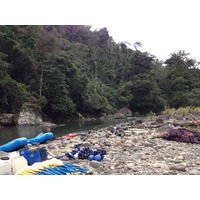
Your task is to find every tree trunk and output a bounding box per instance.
[94,60,97,93]
[39,63,43,97]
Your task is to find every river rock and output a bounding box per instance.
[169,164,186,172]
[188,169,200,175]
[113,107,132,119]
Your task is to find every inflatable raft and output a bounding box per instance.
[56,133,78,140]
[0,132,54,152]
[27,132,54,145]
[0,137,28,152]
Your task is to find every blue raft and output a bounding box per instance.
[0,137,28,152]
[0,132,54,152]
[27,132,54,145]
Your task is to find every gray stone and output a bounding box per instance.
[169,164,186,172]
[90,160,103,169]
[105,169,113,175]
[143,141,154,147]
[196,160,200,165]
[123,140,133,147]
[113,107,132,119]
[17,109,42,126]
[156,117,163,123]
[188,169,200,175]
[132,138,139,143]
[47,144,56,149]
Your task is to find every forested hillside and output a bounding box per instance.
[0,25,200,121]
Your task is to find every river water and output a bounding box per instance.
[0,118,133,146]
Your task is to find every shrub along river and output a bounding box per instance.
[0,118,133,146]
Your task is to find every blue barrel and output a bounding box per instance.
[91,149,98,156]
[19,148,30,164]
[38,147,48,161]
[28,150,41,166]
[94,154,102,161]
[88,154,95,161]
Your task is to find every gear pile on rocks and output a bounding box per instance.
[55,144,107,161]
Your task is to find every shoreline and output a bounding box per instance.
[2,115,200,175]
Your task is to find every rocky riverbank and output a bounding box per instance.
[44,114,200,175]
[2,113,200,175]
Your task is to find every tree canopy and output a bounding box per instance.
[0,25,199,121]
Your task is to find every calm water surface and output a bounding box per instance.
[0,118,132,145]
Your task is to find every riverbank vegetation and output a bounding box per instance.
[0,25,200,121]
[162,106,200,116]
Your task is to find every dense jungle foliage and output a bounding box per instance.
[0,25,200,121]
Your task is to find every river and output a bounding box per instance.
[0,118,133,146]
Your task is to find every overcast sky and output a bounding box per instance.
[1,0,200,62]
[90,0,200,62]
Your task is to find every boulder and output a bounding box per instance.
[114,107,132,119]
[17,109,43,126]
[0,113,15,126]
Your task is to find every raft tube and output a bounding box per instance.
[0,137,28,152]
[56,133,78,140]
[0,132,54,153]
[27,132,54,145]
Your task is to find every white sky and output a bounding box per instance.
[1,0,200,62]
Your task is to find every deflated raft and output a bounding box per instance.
[56,133,78,140]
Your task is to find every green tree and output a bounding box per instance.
[0,70,27,112]
[187,88,200,107]
[0,52,9,71]
[42,68,75,118]
[117,81,134,107]
[130,75,166,114]
[24,25,60,96]
[164,50,198,108]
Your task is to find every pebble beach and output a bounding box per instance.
[45,117,200,175]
